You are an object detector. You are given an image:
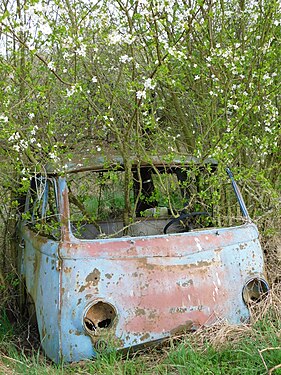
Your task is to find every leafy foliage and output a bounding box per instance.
[0,0,280,287]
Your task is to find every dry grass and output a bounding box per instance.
[0,360,16,375]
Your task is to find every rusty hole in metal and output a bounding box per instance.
[83,301,116,334]
[242,277,269,304]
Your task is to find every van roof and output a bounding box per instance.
[46,155,218,174]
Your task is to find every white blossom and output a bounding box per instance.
[28,113,35,119]
[136,90,146,100]
[144,78,155,90]
[0,115,8,123]
[108,31,122,45]
[265,126,272,133]
[92,76,98,83]
[47,61,55,71]
[168,47,176,56]
[40,23,52,35]
[8,132,20,142]
[76,44,87,57]
[119,55,133,63]
[19,139,28,149]
[66,85,81,97]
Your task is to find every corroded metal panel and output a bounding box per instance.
[19,228,61,363]
[58,223,265,362]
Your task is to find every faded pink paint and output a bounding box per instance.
[61,230,235,259]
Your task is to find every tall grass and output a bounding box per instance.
[1,294,281,375]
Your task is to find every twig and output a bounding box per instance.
[258,347,281,374]
[103,219,142,239]
[258,349,268,372]
[0,352,30,368]
[269,363,281,375]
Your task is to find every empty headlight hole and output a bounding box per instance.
[83,301,117,334]
[242,277,269,304]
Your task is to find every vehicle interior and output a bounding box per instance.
[68,161,219,239]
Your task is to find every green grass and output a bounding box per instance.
[0,310,281,375]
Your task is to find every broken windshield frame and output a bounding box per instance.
[66,160,249,239]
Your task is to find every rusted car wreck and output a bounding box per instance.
[17,156,269,363]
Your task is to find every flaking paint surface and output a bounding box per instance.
[57,223,265,362]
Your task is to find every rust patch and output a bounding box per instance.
[68,329,83,336]
[79,268,101,292]
[140,333,150,341]
[105,273,113,279]
[33,257,37,274]
[239,243,248,250]
[85,294,93,300]
[170,320,193,335]
[42,326,47,338]
[148,310,157,319]
[135,308,146,316]
[214,247,223,253]
[64,267,72,273]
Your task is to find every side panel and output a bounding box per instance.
[19,227,61,363]
[59,223,265,362]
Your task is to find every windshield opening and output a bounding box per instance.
[68,165,246,239]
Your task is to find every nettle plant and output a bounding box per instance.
[0,0,279,227]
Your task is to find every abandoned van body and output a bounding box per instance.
[17,157,268,363]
